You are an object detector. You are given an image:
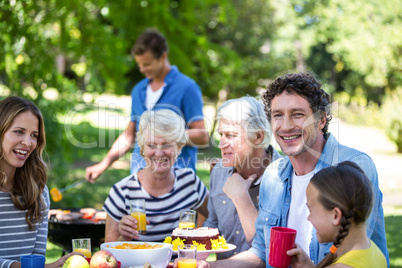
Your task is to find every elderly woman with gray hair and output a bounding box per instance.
[203,96,281,259]
[103,109,209,242]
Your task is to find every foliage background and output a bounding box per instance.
[1,0,401,168]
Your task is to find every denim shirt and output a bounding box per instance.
[249,133,389,267]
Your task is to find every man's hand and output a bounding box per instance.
[85,121,137,183]
[85,161,108,183]
[223,173,256,202]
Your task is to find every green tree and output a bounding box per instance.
[289,0,402,101]
[1,0,401,173]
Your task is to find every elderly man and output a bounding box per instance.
[203,96,281,259]
[197,73,388,267]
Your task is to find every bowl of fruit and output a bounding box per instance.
[100,242,172,268]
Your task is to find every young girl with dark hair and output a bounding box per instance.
[287,161,387,268]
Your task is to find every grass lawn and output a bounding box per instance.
[384,206,402,268]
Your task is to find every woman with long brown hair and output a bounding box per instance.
[0,96,75,268]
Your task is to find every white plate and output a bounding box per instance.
[173,243,236,260]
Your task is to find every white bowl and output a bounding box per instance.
[100,241,173,268]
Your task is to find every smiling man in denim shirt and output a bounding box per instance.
[197,72,388,268]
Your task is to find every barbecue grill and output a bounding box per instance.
[48,208,106,255]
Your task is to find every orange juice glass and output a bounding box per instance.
[72,238,91,257]
[130,199,147,234]
[178,258,197,268]
[178,244,197,268]
[179,222,195,229]
[73,248,91,258]
[179,210,196,229]
[131,211,147,233]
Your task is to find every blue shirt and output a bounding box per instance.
[130,66,204,173]
[249,133,389,267]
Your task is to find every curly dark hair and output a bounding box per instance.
[262,72,332,134]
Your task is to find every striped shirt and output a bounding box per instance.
[103,168,208,242]
[0,186,49,268]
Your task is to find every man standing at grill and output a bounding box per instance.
[85,28,208,182]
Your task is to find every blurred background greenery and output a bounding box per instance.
[0,0,401,267]
[1,0,401,174]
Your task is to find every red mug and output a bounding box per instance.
[268,227,297,268]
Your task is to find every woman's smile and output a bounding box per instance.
[1,111,39,175]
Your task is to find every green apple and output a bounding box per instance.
[63,255,90,268]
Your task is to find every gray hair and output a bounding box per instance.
[137,109,187,154]
[217,96,271,147]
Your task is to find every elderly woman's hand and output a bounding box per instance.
[118,215,140,240]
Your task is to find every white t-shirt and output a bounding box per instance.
[145,83,166,110]
[287,170,315,256]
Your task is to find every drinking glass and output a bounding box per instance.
[72,238,91,258]
[130,199,147,234]
[178,244,197,268]
[179,209,196,229]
